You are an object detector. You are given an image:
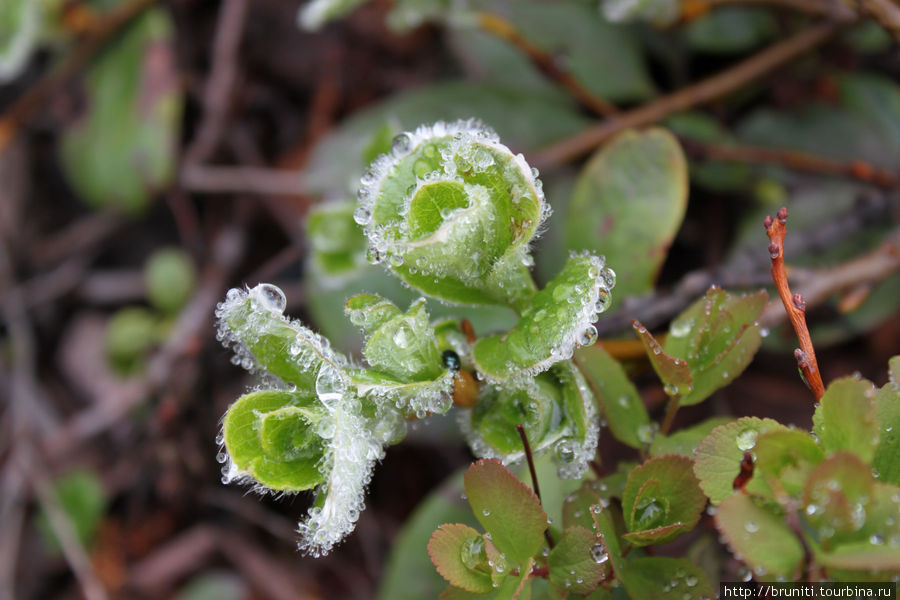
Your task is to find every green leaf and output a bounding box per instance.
[469,372,563,456]
[463,459,547,565]
[633,321,692,397]
[621,455,705,546]
[548,526,608,595]
[812,376,879,463]
[818,542,900,572]
[590,503,625,578]
[145,247,196,314]
[451,0,654,103]
[565,129,687,305]
[684,7,776,54]
[574,344,650,450]
[307,201,368,280]
[802,452,875,540]
[360,298,444,383]
[715,493,804,578]
[217,284,346,391]
[751,429,824,498]
[464,361,599,479]
[37,469,107,551]
[358,120,544,308]
[60,8,182,213]
[619,557,715,600]
[378,470,477,600]
[873,356,900,485]
[440,556,533,600]
[222,390,327,492]
[428,524,493,593]
[649,417,733,458]
[345,293,403,334]
[663,287,767,406]
[473,253,613,380]
[693,417,786,504]
[0,0,38,83]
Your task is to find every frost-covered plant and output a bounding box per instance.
[215,120,616,555]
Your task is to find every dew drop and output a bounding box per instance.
[590,543,609,564]
[736,428,758,452]
[600,267,616,289]
[253,283,286,313]
[391,133,411,154]
[744,521,759,533]
[578,325,598,347]
[353,205,372,225]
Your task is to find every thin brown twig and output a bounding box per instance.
[533,21,839,167]
[760,227,900,326]
[516,424,554,549]
[476,12,619,118]
[180,164,307,196]
[680,139,900,188]
[595,192,893,336]
[860,0,900,44]
[22,448,109,600]
[182,0,249,165]
[0,0,158,154]
[681,0,856,21]
[764,207,826,401]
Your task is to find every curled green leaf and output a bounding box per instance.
[221,389,328,492]
[217,284,399,557]
[346,294,454,418]
[355,119,546,309]
[461,361,599,479]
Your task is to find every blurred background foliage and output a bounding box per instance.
[0,0,898,598]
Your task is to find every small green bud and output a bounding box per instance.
[145,247,196,314]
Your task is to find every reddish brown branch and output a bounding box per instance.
[681,139,900,188]
[0,0,158,154]
[533,22,838,166]
[764,208,825,401]
[476,12,619,118]
[516,424,554,549]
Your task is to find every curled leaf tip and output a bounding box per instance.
[355,119,547,308]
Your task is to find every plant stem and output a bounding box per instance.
[533,21,838,166]
[516,424,554,549]
[679,138,900,189]
[682,0,856,20]
[475,12,619,118]
[764,208,826,401]
[659,393,681,436]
